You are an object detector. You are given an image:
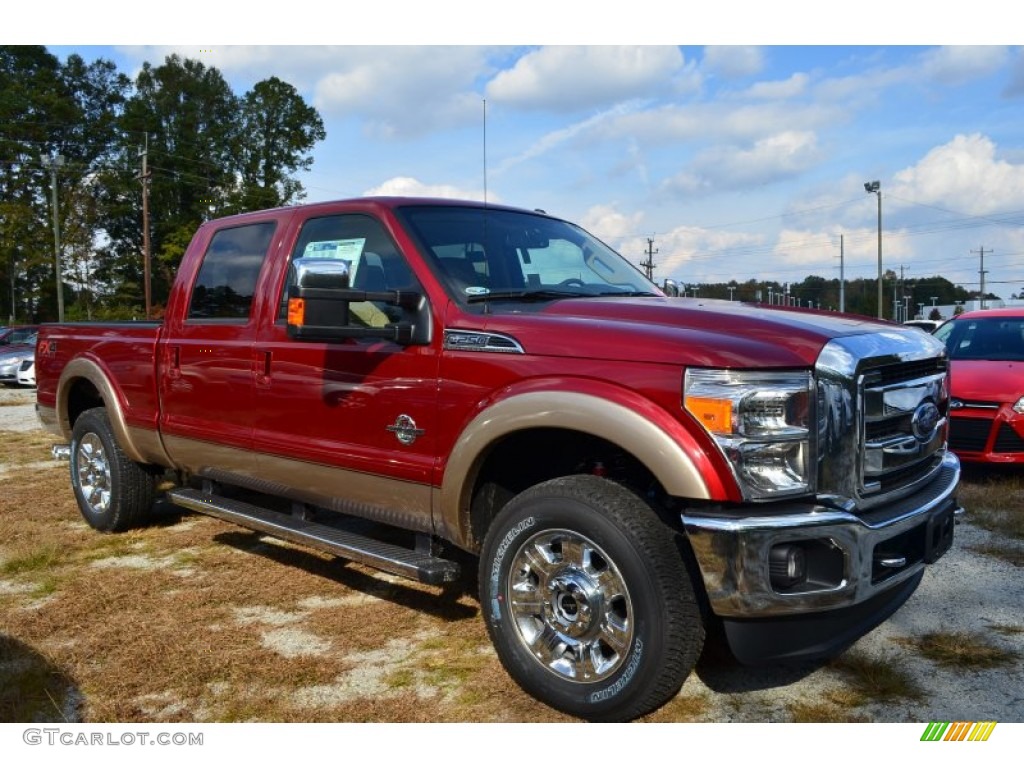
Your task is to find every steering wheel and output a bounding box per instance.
[558,278,587,288]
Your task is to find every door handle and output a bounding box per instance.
[255,350,272,386]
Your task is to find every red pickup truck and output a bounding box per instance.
[36,197,961,721]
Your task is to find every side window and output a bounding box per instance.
[277,214,417,323]
[188,222,276,320]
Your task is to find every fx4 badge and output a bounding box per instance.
[386,414,425,446]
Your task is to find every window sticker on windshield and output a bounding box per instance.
[302,238,365,283]
[464,286,490,297]
[303,238,365,261]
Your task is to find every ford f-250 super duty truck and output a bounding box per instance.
[36,197,961,721]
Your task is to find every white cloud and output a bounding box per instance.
[313,48,492,137]
[1004,48,1024,97]
[494,100,649,174]
[579,204,645,243]
[919,46,1010,86]
[702,46,764,79]
[486,46,687,111]
[663,130,822,194]
[113,45,493,139]
[892,133,1024,215]
[362,176,485,200]
[625,225,765,282]
[604,101,841,148]
[744,73,810,100]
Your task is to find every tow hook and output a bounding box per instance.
[52,444,71,461]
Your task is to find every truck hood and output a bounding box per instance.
[476,296,909,368]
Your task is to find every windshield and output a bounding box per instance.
[935,316,1024,361]
[397,205,658,302]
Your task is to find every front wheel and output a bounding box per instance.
[70,407,156,532]
[479,475,704,721]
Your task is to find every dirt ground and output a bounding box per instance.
[1,389,1022,723]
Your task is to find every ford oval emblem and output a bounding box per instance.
[911,401,941,442]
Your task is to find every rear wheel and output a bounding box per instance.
[479,475,704,721]
[70,407,156,532]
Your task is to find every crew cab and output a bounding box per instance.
[35,197,961,721]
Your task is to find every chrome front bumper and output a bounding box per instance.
[682,452,961,619]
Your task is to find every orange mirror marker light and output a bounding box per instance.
[287,297,306,326]
[685,396,733,434]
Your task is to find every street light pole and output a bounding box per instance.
[864,180,882,320]
[42,154,65,322]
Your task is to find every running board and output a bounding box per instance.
[166,488,460,585]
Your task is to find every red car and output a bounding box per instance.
[935,308,1024,463]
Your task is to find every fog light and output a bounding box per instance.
[769,543,807,590]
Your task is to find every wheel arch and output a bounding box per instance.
[56,357,153,465]
[439,389,723,552]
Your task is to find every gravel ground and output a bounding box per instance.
[2,383,1020,722]
[0,387,40,432]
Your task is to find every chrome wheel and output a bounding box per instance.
[507,529,633,683]
[75,432,111,515]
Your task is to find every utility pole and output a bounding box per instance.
[137,136,153,319]
[839,234,845,314]
[639,238,658,281]
[971,246,990,310]
[41,154,65,322]
[864,181,882,319]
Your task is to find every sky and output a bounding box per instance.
[20,4,1024,299]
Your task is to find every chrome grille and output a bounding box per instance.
[861,365,947,495]
[816,330,950,512]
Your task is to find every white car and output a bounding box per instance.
[0,341,35,387]
[16,356,35,387]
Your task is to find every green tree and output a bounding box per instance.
[98,56,326,312]
[0,47,129,321]
[0,46,63,321]
[103,55,240,309]
[233,77,326,211]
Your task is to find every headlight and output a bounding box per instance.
[1013,396,1024,415]
[684,368,815,500]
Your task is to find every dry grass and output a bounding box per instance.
[0,429,56,466]
[897,631,1021,670]
[957,468,1024,541]
[828,651,926,704]
[0,428,566,723]
[0,392,34,408]
[967,541,1024,567]
[789,697,871,723]
[987,623,1024,637]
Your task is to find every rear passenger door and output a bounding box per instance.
[160,219,277,480]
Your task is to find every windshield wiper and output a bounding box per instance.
[465,289,583,304]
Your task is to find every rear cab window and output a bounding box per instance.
[188,221,277,321]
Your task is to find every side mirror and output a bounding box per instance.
[662,279,680,297]
[286,257,429,345]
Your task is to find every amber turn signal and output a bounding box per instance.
[287,297,306,326]
[684,395,733,434]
